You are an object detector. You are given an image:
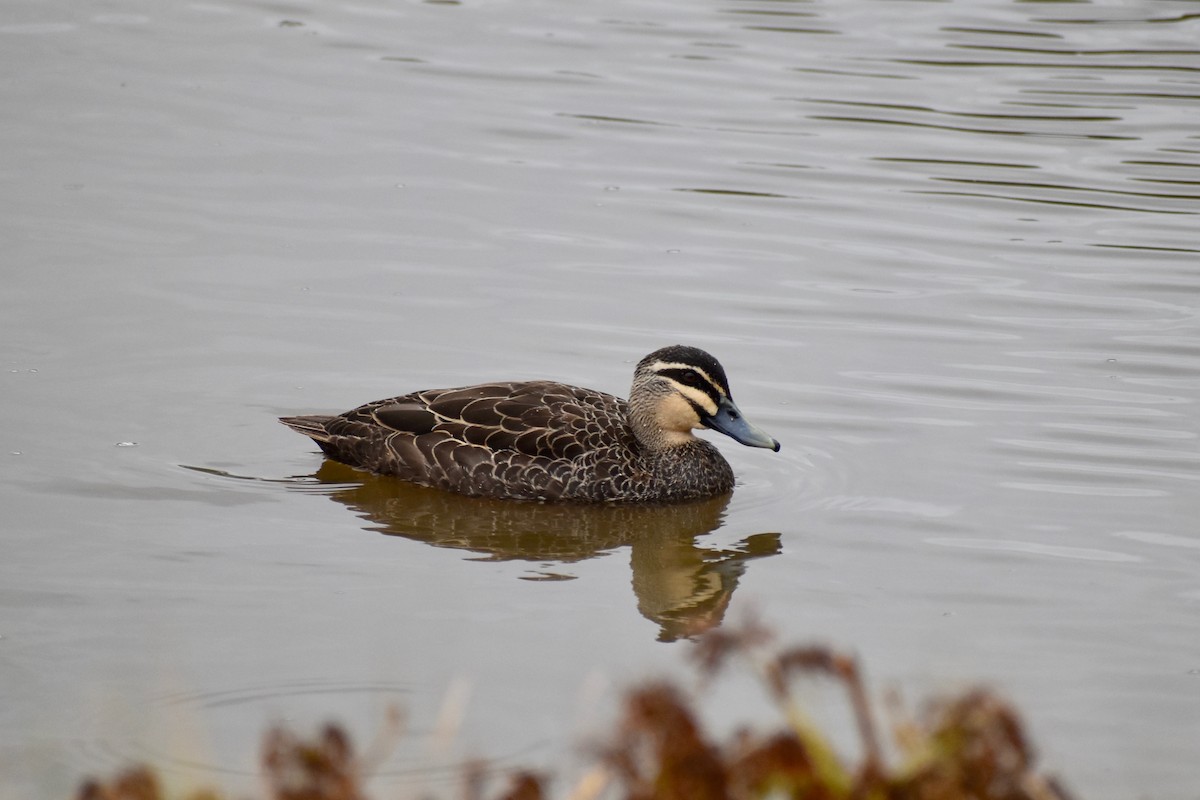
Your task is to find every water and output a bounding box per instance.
[2,0,1198,797]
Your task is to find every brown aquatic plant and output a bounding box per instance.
[75,766,220,800]
[601,681,727,800]
[261,723,364,800]
[73,619,1074,800]
[75,767,164,800]
[597,615,1073,800]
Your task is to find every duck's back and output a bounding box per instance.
[283,381,661,501]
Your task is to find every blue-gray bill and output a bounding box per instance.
[703,397,781,452]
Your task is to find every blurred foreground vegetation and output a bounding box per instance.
[76,619,1073,800]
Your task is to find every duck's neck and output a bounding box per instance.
[627,393,697,452]
[629,378,713,452]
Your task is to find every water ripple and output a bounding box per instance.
[925,537,1144,562]
[840,372,1189,411]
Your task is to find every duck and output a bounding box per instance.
[279,344,780,503]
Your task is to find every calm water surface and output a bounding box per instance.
[2,0,1198,798]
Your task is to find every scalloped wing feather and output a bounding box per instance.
[286,381,641,499]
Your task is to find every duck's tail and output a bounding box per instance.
[279,415,335,443]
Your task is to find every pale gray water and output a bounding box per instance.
[2,0,1199,798]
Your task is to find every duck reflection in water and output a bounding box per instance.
[308,461,781,641]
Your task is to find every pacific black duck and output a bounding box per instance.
[280,345,780,503]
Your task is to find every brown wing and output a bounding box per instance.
[359,381,633,462]
[282,381,638,499]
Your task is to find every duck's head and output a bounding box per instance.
[629,345,781,452]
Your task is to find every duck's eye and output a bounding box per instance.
[680,370,701,386]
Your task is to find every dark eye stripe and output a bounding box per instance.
[658,368,723,404]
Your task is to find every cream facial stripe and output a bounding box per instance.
[649,360,725,416]
[648,360,728,396]
[675,385,719,417]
